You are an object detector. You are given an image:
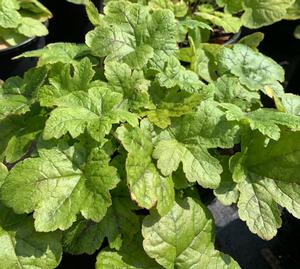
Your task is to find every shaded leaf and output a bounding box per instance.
[232,131,300,239]
[0,204,62,269]
[142,197,240,269]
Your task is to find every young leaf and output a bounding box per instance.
[216,0,243,14]
[66,0,88,4]
[0,163,8,187]
[156,56,205,93]
[148,0,188,18]
[294,24,300,39]
[0,145,120,232]
[19,0,52,20]
[142,197,240,269]
[285,0,300,20]
[206,75,260,110]
[0,27,28,46]
[189,44,222,82]
[38,58,95,106]
[105,61,151,109]
[0,204,62,269]
[0,0,19,10]
[22,65,48,98]
[196,5,241,33]
[17,17,48,37]
[85,0,103,26]
[0,94,30,120]
[214,155,239,206]
[281,93,300,115]
[0,7,21,28]
[0,108,46,163]
[238,32,264,50]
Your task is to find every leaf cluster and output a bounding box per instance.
[106,0,300,33]
[0,0,52,47]
[0,0,300,268]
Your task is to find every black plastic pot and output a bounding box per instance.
[223,29,242,45]
[0,36,46,81]
[208,28,242,45]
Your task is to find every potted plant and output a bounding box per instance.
[0,0,52,79]
[0,0,300,268]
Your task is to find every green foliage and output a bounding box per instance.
[231,131,300,239]
[0,203,62,269]
[85,0,177,70]
[1,0,300,268]
[142,197,240,268]
[195,4,242,33]
[218,44,285,91]
[216,0,298,28]
[115,0,300,31]
[239,0,294,28]
[0,0,51,47]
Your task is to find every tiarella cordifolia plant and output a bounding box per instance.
[1,0,300,268]
[0,0,52,47]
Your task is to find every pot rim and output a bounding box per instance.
[223,28,242,45]
[0,20,49,55]
[0,36,37,54]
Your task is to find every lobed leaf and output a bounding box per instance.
[142,197,240,269]
[241,0,295,28]
[17,43,91,66]
[232,131,300,239]
[218,44,284,91]
[86,1,177,70]
[44,87,138,142]
[0,145,119,232]
[63,193,139,254]
[117,122,175,215]
[153,101,240,189]
[221,104,300,140]
[156,56,205,93]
